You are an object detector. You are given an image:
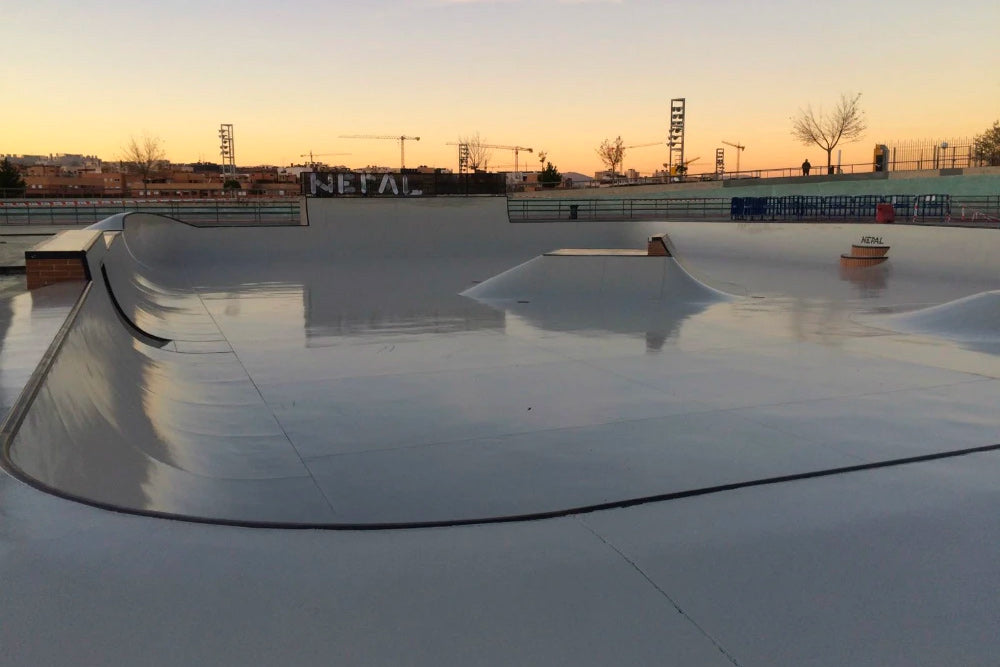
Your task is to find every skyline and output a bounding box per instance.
[4,0,999,176]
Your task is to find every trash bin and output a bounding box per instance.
[569,204,578,220]
[875,203,895,223]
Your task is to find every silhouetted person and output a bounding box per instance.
[802,159,811,176]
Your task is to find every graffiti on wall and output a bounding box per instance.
[302,171,506,197]
[307,172,421,197]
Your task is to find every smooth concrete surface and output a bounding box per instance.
[0,280,82,416]
[6,202,1000,525]
[0,231,60,269]
[2,198,1000,664]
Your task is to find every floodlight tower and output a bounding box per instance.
[667,98,685,176]
[457,143,470,174]
[219,124,236,181]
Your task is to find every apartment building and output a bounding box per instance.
[13,161,299,199]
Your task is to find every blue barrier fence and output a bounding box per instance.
[729,195,954,221]
[509,195,999,226]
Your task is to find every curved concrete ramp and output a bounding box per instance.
[5,203,1000,526]
[462,252,733,304]
[863,291,1000,360]
[102,237,229,347]
[873,291,1000,341]
[8,279,338,524]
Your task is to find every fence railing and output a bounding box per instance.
[507,195,1000,226]
[507,198,732,221]
[0,199,302,226]
[511,157,999,191]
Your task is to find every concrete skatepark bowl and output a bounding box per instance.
[1,196,999,664]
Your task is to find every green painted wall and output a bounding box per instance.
[516,168,1000,200]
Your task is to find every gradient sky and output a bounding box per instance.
[4,0,999,175]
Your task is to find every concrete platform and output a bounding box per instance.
[1,198,998,664]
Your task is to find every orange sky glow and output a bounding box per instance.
[4,0,999,177]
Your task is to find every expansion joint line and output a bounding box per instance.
[195,289,336,513]
[578,517,743,667]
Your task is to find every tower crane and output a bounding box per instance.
[662,156,700,178]
[339,135,421,170]
[622,142,663,175]
[721,140,746,173]
[446,142,533,176]
[663,157,700,167]
[299,151,351,168]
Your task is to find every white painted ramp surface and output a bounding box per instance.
[2,199,1000,665]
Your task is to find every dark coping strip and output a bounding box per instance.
[25,250,88,260]
[3,430,998,532]
[119,210,306,229]
[100,263,171,348]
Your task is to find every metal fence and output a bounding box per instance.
[507,198,731,221]
[880,138,980,171]
[548,158,989,187]
[730,195,953,222]
[508,195,1000,227]
[0,199,302,226]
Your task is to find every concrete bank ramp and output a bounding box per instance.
[462,250,734,303]
[102,223,229,348]
[866,290,1000,347]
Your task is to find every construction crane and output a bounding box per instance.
[663,156,700,178]
[299,151,351,168]
[339,135,421,170]
[446,142,533,177]
[622,142,663,175]
[663,157,701,168]
[721,140,746,173]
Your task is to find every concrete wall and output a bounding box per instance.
[118,197,672,271]
[515,167,1000,200]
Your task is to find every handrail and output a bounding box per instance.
[508,158,1000,190]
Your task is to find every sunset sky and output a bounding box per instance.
[4,0,999,176]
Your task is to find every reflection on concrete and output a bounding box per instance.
[0,282,81,415]
[9,278,336,522]
[482,296,715,353]
[301,262,506,343]
[839,261,891,297]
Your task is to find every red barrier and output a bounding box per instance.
[875,203,895,223]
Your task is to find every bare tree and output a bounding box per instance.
[460,132,492,171]
[973,120,1000,166]
[791,92,867,172]
[595,136,625,177]
[122,134,166,195]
